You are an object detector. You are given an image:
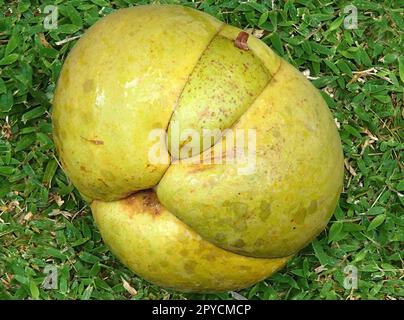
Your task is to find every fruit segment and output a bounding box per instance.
[52,6,223,201]
[92,190,290,292]
[167,24,283,160]
[167,35,270,159]
[157,57,344,258]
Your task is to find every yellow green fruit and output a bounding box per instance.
[53,5,344,292]
[92,191,289,292]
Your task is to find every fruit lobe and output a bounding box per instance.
[92,191,290,292]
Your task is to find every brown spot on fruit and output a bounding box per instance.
[122,190,162,217]
[214,233,226,242]
[307,200,318,214]
[233,239,246,248]
[81,136,104,145]
[142,192,161,215]
[83,79,94,92]
[97,178,108,187]
[259,200,272,221]
[188,163,216,173]
[254,238,265,247]
[202,253,217,261]
[239,265,252,271]
[294,207,307,224]
[146,163,158,173]
[199,106,211,118]
[184,261,196,273]
[234,31,249,50]
[89,139,104,145]
[80,165,88,172]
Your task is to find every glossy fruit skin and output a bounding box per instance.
[53,5,344,292]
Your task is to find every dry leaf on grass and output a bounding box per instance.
[344,159,357,177]
[122,278,138,296]
[314,265,328,274]
[53,194,64,207]
[23,212,33,222]
[245,28,267,39]
[38,33,52,48]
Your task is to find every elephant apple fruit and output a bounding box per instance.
[52,5,344,292]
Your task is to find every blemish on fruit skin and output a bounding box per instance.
[233,239,246,248]
[80,165,88,172]
[259,200,272,221]
[146,163,158,173]
[83,79,94,92]
[188,163,216,173]
[254,238,265,247]
[234,31,249,50]
[123,190,162,217]
[90,139,104,145]
[184,261,196,273]
[202,253,217,261]
[98,178,108,187]
[294,207,307,224]
[214,233,226,242]
[81,136,104,145]
[239,265,252,271]
[307,199,318,213]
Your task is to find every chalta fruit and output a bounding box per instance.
[52,5,344,292]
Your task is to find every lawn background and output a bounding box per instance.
[0,0,403,300]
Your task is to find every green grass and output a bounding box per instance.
[0,0,403,300]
